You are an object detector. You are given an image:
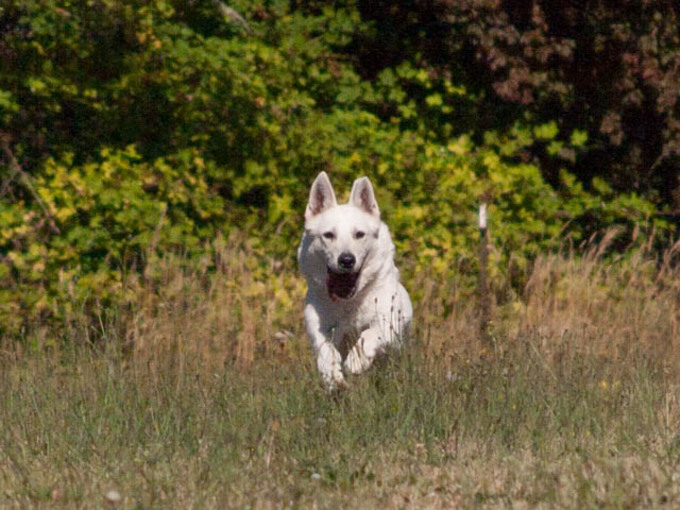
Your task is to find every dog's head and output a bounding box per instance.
[300,172,386,301]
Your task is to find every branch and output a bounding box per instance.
[211,0,252,34]
[0,135,61,235]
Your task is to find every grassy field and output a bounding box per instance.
[1,239,679,508]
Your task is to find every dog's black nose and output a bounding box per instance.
[338,252,356,270]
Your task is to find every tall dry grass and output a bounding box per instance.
[413,233,679,365]
[1,233,679,508]
[8,229,674,379]
[72,231,677,384]
[119,234,308,377]
[519,234,680,366]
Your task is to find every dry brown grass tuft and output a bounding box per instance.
[414,233,680,378]
[128,234,307,376]
[518,235,680,370]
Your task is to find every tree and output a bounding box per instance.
[350,0,680,209]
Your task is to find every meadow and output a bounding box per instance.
[3,3,679,508]
[1,237,679,509]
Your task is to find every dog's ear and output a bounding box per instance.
[306,171,338,220]
[349,177,380,217]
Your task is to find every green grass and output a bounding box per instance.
[1,338,678,509]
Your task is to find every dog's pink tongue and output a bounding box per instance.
[326,273,337,300]
[326,271,356,300]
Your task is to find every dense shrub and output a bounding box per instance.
[0,0,674,337]
[351,0,680,208]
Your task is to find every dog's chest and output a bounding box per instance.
[326,307,371,358]
[322,298,372,336]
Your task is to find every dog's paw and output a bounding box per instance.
[322,370,348,393]
[317,342,346,392]
[344,330,384,374]
[344,339,377,374]
[326,376,350,394]
[344,346,371,374]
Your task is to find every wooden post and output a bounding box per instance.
[478,203,491,346]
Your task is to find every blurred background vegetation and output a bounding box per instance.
[0,0,678,340]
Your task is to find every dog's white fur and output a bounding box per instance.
[298,172,413,391]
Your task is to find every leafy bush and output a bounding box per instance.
[0,0,673,338]
[350,0,680,207]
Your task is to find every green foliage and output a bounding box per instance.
[1,146,224,330]
[350,0,680,206]
[0,1,673,336]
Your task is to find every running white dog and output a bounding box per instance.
[298,172,413,391]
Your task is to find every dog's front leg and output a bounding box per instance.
[316,342,346,391]
[343,326,383,375]
[304,303,346,391]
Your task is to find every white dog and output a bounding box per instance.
[298,172,413,391]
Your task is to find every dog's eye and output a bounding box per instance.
[322,231,335,240]
[355,231,366,239]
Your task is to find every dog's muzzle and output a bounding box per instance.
[326,267,359,301]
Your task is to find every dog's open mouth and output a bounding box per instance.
[326,268,359,301]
